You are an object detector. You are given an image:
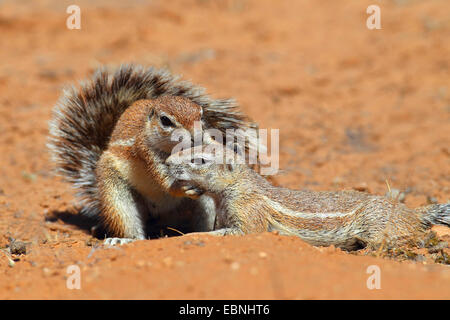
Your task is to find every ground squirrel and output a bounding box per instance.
[166,146,450,251]
[48,64,257,244]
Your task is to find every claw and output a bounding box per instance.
[104,238,136,246]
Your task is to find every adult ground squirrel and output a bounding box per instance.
[166,146,449,251]
[48,64,257,244]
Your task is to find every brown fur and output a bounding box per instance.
[48,64,257,239]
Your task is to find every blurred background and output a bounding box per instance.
[1,0,449,199]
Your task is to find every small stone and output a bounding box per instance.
[43,267,51,276]
[258,251,268,259]
[8,257,15,268]
[332,176,344,187]
[39,69,58,80]
[385,188,405,202]
[13,210,23,219]
[427,196,438,204]
[21,171,37,182]
[10,239,27,255]
[136,260,146,268]
[162,256,173,267]
[85,238,100,247]
[223,256,233,263]
[230,262,240,271]
[353,183,369,192]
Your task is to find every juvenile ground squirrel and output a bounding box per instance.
[48,64,257,244]
[166,146,450,251]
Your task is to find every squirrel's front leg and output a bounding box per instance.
[96,153,147,244]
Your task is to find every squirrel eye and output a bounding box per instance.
[160,115,175,127]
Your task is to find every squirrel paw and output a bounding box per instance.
[182,185,204,199]
[104,237,136,246]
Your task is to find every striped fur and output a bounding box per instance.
[166,149,450,251]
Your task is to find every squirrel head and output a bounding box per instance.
[136,96,203,155]
[166,143,246,196]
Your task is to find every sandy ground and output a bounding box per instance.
[0,0,449,299]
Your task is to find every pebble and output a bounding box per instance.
[353,182,369,192]
[230,262,240,271]
[427,196,438,204]
[8,257,15,268]
[163,256,173,267]
[10,239,27,255]
[385,188,405,202]
[258,251,268,259]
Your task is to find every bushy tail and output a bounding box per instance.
[422,203,450,227]
[48,64,256,217]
